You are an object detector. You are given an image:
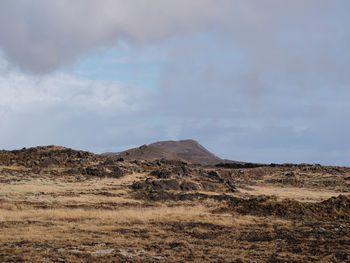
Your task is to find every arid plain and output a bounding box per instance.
[0,144,349,262]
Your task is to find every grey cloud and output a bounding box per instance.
[0,0,345,73]
[0,0,221,72]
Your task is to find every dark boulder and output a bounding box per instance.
[103,158,115,165]
[171,165,191,177]
[110,166,124,178]
[131,178,180,191]
[42,157,60,166]
[84,166,104,177]
[131,181,148,190]
[150,169,172,179]
[151,179,180,191]
[180,181,199,191]
[226,180,238,192]
[207,171,223,182]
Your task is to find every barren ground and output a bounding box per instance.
[0,147,349,262]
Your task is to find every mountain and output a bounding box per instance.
[104,139,229,165]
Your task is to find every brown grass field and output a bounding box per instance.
[0,148,349,262]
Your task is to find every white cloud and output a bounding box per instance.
[0,65,143,116]
[0,55,150,150]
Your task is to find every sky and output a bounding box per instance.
[0,0,350,165]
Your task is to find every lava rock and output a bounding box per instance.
[42,157,60,166]
[226,180,238,192]
[151,179,180,191]
[180,181,199,191]
[207,171,223,182]
[150,169,172,179]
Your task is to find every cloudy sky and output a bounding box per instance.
[0,0,349,165]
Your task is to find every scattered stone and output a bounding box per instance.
[91,248,115,257]
[153,256,166,260]
[119,249,143,258]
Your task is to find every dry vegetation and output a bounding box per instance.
[0,146,349,262]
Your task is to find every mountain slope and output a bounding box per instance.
[104,139,226,165]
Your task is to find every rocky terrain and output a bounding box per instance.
[0,143,349,262]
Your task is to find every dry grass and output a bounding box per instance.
[55,194,140,204]
[238,185,350,202]
[0,173,144,192]
[0,166,349,262]
[0,205,264,227]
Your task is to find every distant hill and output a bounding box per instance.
[103,139,234,165]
